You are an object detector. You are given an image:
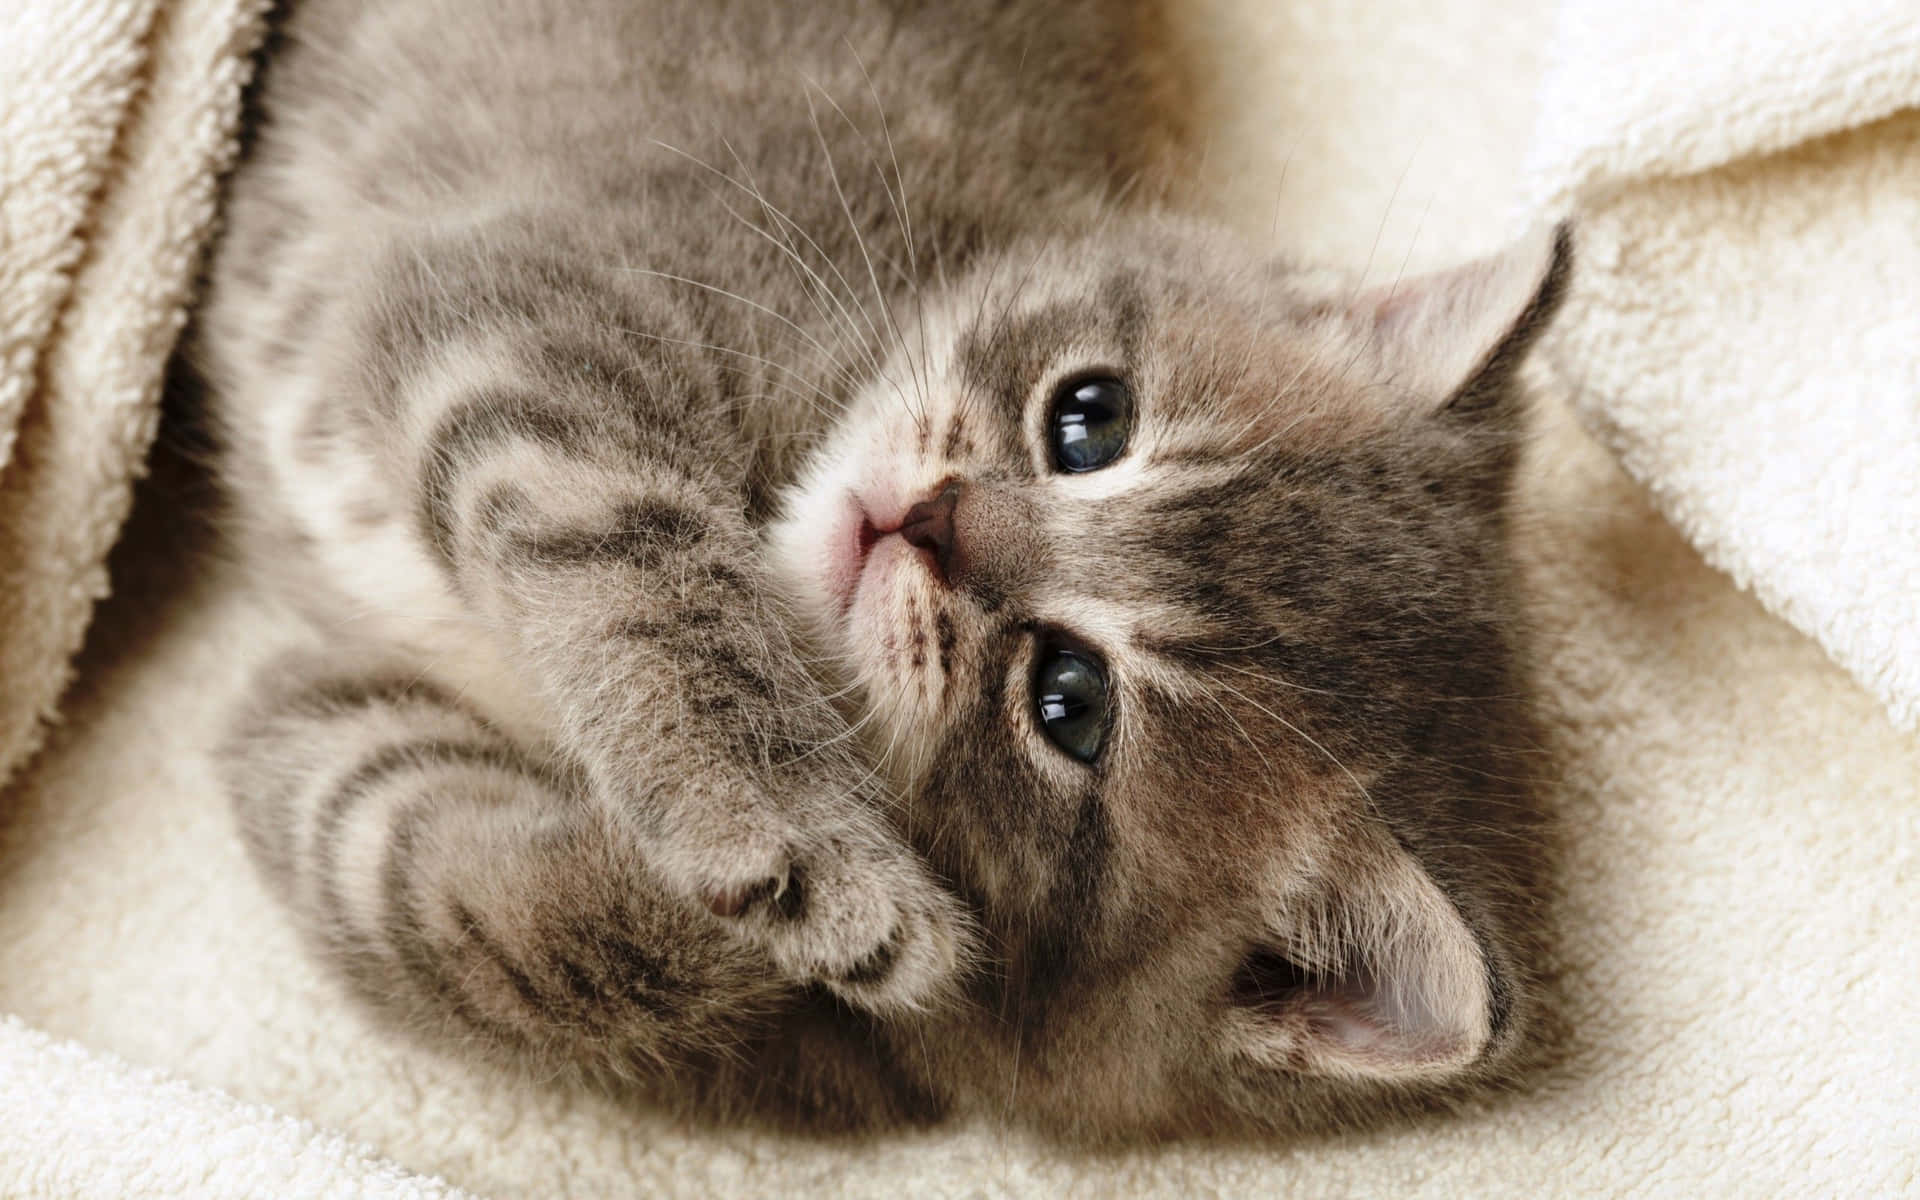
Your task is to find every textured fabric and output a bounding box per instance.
[1529,0,1920,730]
[0,1017,472,1199]
[1,0,1915,1196]
[0,0,269,788]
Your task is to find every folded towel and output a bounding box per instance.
[1526,0,1920,729]
[0,0,268,788]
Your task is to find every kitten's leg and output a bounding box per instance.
[222,648,788,1085]
[333,224,970,1013]
[224,648,944,1124]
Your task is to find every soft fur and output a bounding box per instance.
[197,0,1566,1140]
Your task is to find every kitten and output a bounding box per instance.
[198,0,1566,1139]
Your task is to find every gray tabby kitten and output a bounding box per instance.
[199,0,1566,1139]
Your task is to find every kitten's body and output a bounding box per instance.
[201,0,1562,1138]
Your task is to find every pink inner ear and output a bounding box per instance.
[1299,967,1478,1070]
[1345,224,1563,405]
[1230,831,1501,1080]
[1231,943,1490,1079]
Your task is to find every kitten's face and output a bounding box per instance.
[768,218,1565,1136]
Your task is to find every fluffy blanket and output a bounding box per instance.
[1,0,1915,1196]
[0,1017,468,1198]
[1528,0,1920,730]
[0,0,268,788]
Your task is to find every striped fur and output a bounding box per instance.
[198,0,1562,1138]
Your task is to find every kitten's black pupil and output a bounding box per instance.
[1034,650,1108,763]
[1050,377,1130,472]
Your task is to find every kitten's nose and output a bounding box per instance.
[898,480,962,583]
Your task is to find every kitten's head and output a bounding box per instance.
[768,218,1568,1138]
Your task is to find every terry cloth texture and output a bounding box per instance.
[0,0,269,789]
[1527,0,1920,731]
[1,0,1915,1196]
[0,1016,472,1199]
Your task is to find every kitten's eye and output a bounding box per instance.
[1049,376,1131,472]
[1033,649,1110,763]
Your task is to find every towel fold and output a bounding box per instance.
[1527,0,1920,729]
[0,0,269,789]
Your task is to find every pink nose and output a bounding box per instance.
[898,481,962,583]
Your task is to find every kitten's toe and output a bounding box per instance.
[632,777,973,1013]
[804,856,976,1016]
[826,904,977,1016]
[700,864,796,919]
[720,830,975,1015]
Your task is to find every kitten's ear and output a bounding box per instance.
[1225,838,1497,1081]
[1351,223,1572,411]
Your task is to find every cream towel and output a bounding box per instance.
[0,1016,472,1199]
[0,0,269,788]
[2,1,1915,1196]
[1527,0,1920,730]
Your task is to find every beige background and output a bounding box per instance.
[2,0,1914,1195]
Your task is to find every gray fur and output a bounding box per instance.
[199,0,1563,1139]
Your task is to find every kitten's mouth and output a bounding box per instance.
[827,498,885,618]
[828,487,940,621]
[847,517,881,609]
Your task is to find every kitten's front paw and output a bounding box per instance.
[643,787,975,1016]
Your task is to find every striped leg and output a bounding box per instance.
[221,648,790,1087]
